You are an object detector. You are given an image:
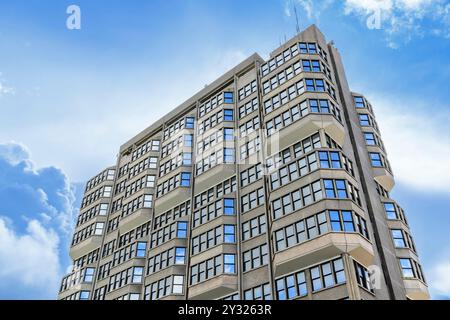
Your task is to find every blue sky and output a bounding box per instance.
[0,0,449,299]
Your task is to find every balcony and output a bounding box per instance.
[57,283,93,300]
[194,164,235,195]
[373,167,395,192]
[154,187,191,215]
[273,233,374,277]
[119,208,152,234]
[266,113,344,154]
[188,274,238,300]
[404,279,430,300]
[69,235,103,260]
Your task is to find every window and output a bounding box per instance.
[329,210,355,232]
[243,244,268,272]
[94,222,104,235]
[172,275,184,294]
[308,43,317,53]
[302,60,311,71]
[354,261,374,292]
[370,152,383,167]
[391,229,407,248]
[79,291,90,300]
[364,132,376,145]
[224,225,236,243]
[99,204,108,215]
[384,203,397,219]
[132,267,143,283]
[175,247,186,265]
[359,114,370,126]
[136,242,147,258]
[312,60,320,72]
[185,117,195,129]
[241,188,265,213]
[224,254,236,273]
[180,173,191,187]
[276,271,307,300]
[182,153,192,165]
[324,179,336,198]
[84,268,95,282]
[224,198,235,215]
[224,128,234,140]
[177,222,188,238]
[103,186,112,197]
[310,258,346,292]
[244,283,272,300]
[224,148,235,163]
[399,258,414,278]
[184,134,193,147]
[354,96,365,108]
[224,92,234,104]
[224,109,234,121]
[242,215,266,241]
[143,194,153,208]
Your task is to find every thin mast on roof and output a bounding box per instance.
[293,1,300,34]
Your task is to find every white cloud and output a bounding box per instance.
[368,96,450,194]
[0,72,15,97]
[0,142,78,299]
[428,259,450,299]
[289,0,335,21]
[0,218,61,299]
[288,0,450,46]
[344,0,450,44]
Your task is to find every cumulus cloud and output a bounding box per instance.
[428,259,450,299]
[0,142,78,299]
[366,96,450,194]
[288,0,450,47]
[0,218,61,299]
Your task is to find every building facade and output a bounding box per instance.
[58,25,429,301]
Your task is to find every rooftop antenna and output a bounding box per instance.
[293,1,300,34]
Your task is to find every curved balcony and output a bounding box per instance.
[266,113,344,154]
[154,187,191,215]
[119,208,152,234]
[373,167,395,192]
[273,232,374,277]
[194,164,235,195]
[188,274,238,300]
[404,279,430,300]
[69,235,103,260]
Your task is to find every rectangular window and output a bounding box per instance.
[359,114,370,126]
[370,152,383,167]
[224,254,236,273]
[177,222,188,238]
[175,247,186,264]
[354,96,365,108]
[364,132,376,145]
[224,109,234,121]
[224,198,235,215]
[224,225,236,243]
[384,203,398,219]
[132,267,143,283]
[391,229,407,248]
[185,117,195,129]
[399,258,414,278]
[84,268,95,282]
[180,173,191,187]
[354,261,374,292]
[136,242,147,258]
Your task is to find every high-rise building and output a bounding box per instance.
[58,25,429,300]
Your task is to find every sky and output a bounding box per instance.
[0,0,449,299]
